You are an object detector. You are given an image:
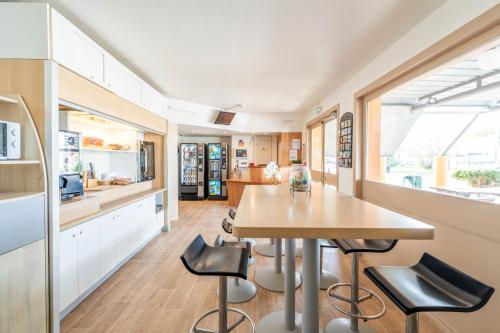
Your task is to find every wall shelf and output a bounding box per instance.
[0,95,18,104]
[0,160,41,165]
[83,147,137,153]
[0,191,44,202]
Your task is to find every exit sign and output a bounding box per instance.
[314,105,322,115]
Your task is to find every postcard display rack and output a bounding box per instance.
[338,112,353,168]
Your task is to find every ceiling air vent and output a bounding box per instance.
[214,111,236,125]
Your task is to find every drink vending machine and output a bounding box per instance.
[179,143,205,200]
[205,143,228,200]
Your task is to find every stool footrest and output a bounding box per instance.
[190,307,255,333]
[327,283,386,321]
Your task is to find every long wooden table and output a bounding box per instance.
[233,183,434,333]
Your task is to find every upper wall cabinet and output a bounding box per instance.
[52,10,104,85]
[104,54,141,105]
[50,8,167,119]
[141,82,163,116]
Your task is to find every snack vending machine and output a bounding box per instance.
[206,143,228,200]
[179,143,205,200]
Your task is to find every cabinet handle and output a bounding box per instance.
[72,233,76,238]
[80,231,83,235]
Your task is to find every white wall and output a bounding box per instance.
[0,3,50,59]
[167,122,179,222]
[302,1,500,332]
[168,98,305,133]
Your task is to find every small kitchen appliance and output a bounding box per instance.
[0,120,21,160]
[59,130,84,200]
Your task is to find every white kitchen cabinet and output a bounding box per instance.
[104,54,141,105]
[115,206,131,263]
[77,218,100,295]
[59,226,78,311]
[52,9,104,85]
[156,209,165,231]
[99,212,116,278]
[141,82,163,115]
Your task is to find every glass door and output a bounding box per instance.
[308,113,338,186]
[323,118,337,186]
[310,122,323,181]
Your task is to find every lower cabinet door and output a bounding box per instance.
[77,218,100,295]
[60,227,78,311]
[130,200,143,250]
[115,206,131,263]
[99,213,117,278]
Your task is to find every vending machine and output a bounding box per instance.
[179,143,205,200]
[206,143,228,200]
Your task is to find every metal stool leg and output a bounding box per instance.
[191,275,255,333]
[406,313,419,333]
[326,253,384,333]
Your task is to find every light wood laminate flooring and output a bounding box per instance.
[62,200,452,333]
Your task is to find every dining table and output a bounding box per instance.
[232,182,434,333]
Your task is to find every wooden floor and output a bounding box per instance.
[62,200,452,333]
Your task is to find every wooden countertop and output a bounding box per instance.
[233,182,434,240]
[60,188,165,231]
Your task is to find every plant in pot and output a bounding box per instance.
[451,169,497,188]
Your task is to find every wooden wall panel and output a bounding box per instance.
[59,68,167,134]
[144,133,165,190]
[0,59,46,143]
[0,239,47,333]
[277,132,302,166]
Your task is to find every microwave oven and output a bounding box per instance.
[0,121,21,160]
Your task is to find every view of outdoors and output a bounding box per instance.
[369,40,500,204]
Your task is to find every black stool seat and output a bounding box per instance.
[333,239,397,254]
[229,208,236,220]
[320,239,337,248]
[215,235,251,252]
[222,217,233,234]
[181,235,250,279]
[365,252,495,315]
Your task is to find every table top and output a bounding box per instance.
[233,183,434,240]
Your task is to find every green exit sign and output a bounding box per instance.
[314,105,322,115]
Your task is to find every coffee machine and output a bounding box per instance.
[59,130,84,200]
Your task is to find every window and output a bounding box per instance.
[366,39,500,204]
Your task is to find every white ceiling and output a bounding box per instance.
[38,0,444,114]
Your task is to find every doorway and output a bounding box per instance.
[308,108,338,187]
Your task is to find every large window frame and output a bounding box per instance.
[351,7,500,242]
[307,105,339,187]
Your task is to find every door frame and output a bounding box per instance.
[307,104,340,188]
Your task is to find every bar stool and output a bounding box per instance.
[228,208,256,247]
[255,238,300,292]
[214,235,257,303]
[365,252,495,333]
[326,239,398,333]
[221,218,254,266]
[180,235,255,333]
[320,239,339,290]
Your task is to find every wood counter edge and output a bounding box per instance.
[59,188,166,231]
